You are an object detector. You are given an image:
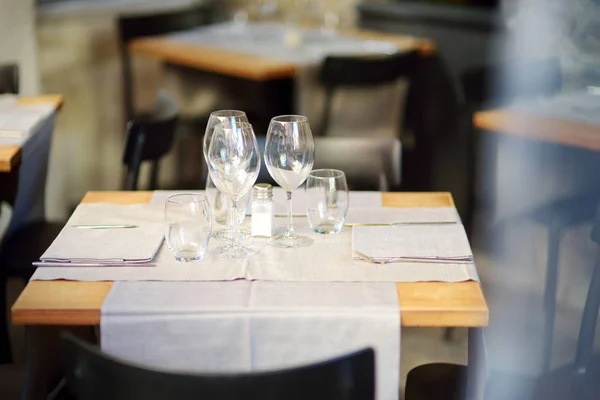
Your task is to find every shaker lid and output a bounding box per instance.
[254,183,273,199]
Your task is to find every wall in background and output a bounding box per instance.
[0,0,39,95]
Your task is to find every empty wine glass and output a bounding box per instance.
[264,115,315,248]
[207,122,261,258]
[204,110,249,241]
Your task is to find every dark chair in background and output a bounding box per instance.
[255,136,401,191]
[404,201,600,400]
[0,64,18,95]
[122,91,179,190]
[462,58,599,372]
[117,5,213,123]
[318,52,417,136]
[62,333,375,400]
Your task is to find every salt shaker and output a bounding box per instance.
[251,184,274,238]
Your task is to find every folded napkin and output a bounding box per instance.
[352,224,473,264]
[0,103,55,139]
[37,204,164,266]
[345,207,459,226]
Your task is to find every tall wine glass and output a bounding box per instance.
[207,122,261,258]
[264,115,315,248]
[204,110,249,241]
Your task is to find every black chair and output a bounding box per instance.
[461,58,597,370]
[255,136,402,191]
[318,51,418,137]
[0,63,18,94]
[122,91,179,190]
[62,333,375,400]
[118,5,213,122]
[404,201,600,400]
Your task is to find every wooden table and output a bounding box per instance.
[0,95,64,173]
[474,108,600,151]
[129,27,435,82]
[12,190,488,400]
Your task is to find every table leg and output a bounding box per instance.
[22,325,96,400]
[466,327,487,400]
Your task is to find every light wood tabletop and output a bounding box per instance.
[474,108,600,151]
[12,190,488,328]
[0,94,64,173]
[129,27,434,81]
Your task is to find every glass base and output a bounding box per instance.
[212,244,258,259]
[311,222,343,235]
[172,249,206,262]
[213,228,251,241]
[268,233,313,248]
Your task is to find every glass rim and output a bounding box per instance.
[166,193,209,204]
[308,169,346,179]
[210,110,246,118]
[215,121,253,130]
[271,115,308,123]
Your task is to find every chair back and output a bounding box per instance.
[318,51,417,135]
[256,136,401,191]
[0,63,19,94]
[62,333,375,400]
[118,6,212,121]
[122,91,179,190]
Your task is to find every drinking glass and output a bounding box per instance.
[264,115,315,248]
[205,173,251,238]
[207,122,261,258]
[164,194,212,262]
[204,110,249,241]
[306,169,349,234]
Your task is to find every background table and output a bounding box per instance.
[0,95,64,173]
[11,191,488,400]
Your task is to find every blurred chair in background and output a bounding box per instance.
[0,64,18,95]
[462,58,600,371]
[122,91,179,191]
[255,136,401,191]
[62,333,375,400]
[317,51,417,137]
[403,200,600,400]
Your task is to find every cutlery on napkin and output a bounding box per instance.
[36,204,165,267]
[352,224,473,265]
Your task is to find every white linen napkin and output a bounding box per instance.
[0,103,55,139]
[37,204,164,266]
[345,207,459,226]
[352,224,473,264]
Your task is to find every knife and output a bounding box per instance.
[344,221,458,227]
[71,225,139,229]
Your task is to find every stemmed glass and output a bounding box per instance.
[207,122,261,258]
[204,110,249,241]
[264,115,315,248]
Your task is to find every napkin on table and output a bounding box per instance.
[37,204,165,266]
[352,224,473,264]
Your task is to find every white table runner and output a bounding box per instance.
[101,280,400,400]
[32,190,478,282]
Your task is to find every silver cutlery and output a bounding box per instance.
[345,221,458,227]
[354,251,472,265]
[71,225,139,229]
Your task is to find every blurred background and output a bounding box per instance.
[2,0,600,399]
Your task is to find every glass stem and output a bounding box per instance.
[231,199,239,246]
[227,198,236,233]
[286,191,295,238]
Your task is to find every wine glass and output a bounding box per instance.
[207,122,261,258]
[204,110,249,241]
[264,115,315,248]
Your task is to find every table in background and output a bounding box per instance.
[12,190,488,400]
[0,95,64,173]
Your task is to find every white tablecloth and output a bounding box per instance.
[32,190,479,283]
[101,280,400,400]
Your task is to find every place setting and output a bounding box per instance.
[31,110,477,285]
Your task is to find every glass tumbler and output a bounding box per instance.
[306,169,349,234]
[164,194,212,262]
